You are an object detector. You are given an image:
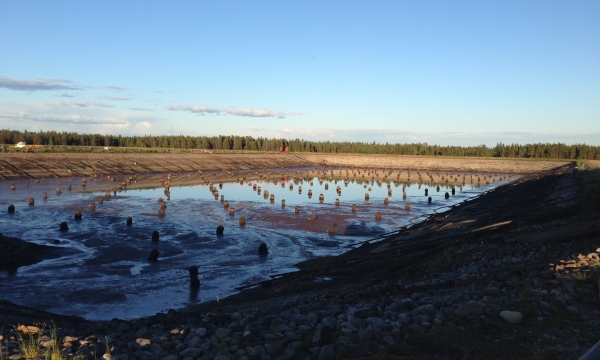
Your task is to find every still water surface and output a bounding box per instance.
[0,172,512,320]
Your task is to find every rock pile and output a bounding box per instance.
[3,236,600,359]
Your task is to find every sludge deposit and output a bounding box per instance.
[0,153,529,320]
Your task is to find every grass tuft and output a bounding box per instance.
[1,327,6,360]
[44,324,64,360]
[16,325,41,360]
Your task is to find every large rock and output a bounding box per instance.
[399,298,416,310]
[566,305,579,314]
[411,314,430,324]
[465,301,485,310]
[148,343,163,357]
[244,321,263,334]
[482,295,498,304]
[118,322,130,332]
[499,310,523,324]
[186,336,201,349]
[244,346,258,357]
[312,326,332,346]
[269,319,289,332]
[353,307,377,318]
[320,316,337,329]
[411,292,430,300]
[318,344,334,360]
[213,355,230,360]
[383,336,396,345]
[40,339,56,349]
[418,304,435,315]
[358,327,373,341]
[179,347,201,359]
[483,287,502,298]
[239,315,255,327]
[17,325,40,334]
[134,338,151,350]
[214,327,231,339]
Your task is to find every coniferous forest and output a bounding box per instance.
[0,129,598,160]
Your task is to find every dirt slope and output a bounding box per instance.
[0,152,565,181]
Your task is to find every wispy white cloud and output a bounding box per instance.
[131,121,154,134]
[244,125,267,132]
[70,100,89,107]
[166,103,220,114]
[130,107,154,111]
[0,76,84,91]
[47,100,68,107]
[167,102,302,118]
[103,85,128,91]
[225,107,285,117]
[1,111,128,125]
[46,100,113,108]
[60,92,75,97]
[92,101,114,108]
[151,90,181,94]
[96,95,133,101]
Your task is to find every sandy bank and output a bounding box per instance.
[0,153,566,181]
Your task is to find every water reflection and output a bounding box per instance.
[0,172,513,320]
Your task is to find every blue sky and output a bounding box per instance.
[1,1,598,146]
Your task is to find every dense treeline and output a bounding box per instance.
[1,129,598,160]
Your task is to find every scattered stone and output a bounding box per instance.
[215,327,230,339]
[179,348,201,359]
[418,304,435,315]
[400,298,416,310]
[499,310,523,325]
[134,338,151,350]
[483,288,502,298]
[318,344,334,360]
[17,325,40,334]
[354,307,377,318]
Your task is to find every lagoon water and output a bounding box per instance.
[0,172,512,320]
